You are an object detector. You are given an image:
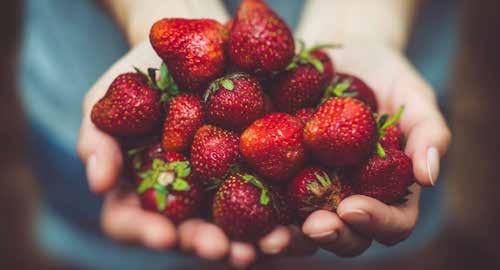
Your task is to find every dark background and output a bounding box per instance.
[1,0,500,269]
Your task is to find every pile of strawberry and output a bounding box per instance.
[91,0,413,242]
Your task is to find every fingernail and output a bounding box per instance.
[309,230,338,242]
[341,209,370,224]
[426,147,440,186]
[86,154,98,191]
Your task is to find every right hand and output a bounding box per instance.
[77,41,316,269]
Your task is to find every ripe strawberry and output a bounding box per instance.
[204,73,265,130]
[212,172,285,240]
[380,125,403,150]
[351,148,413,204]
[91,72,163,137]
[324,73,378,112]
[294,107,315,124]
[240,113,305,182]
[228,0,295,75]
[304,97,377,167]
[271,46,335,113]
[376,107,405,151]
[136,158,203,224]
[162,94,205,152]
[287,167,354,220]
[150,18,228,92]
[128,142,187,185]
[190,125,240,186]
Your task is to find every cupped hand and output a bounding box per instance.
[77,41,316,269]
[301,44,451,256]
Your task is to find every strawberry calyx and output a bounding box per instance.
[136,159,191,211]
[134,62,180,103]
[286,40,340,73]
[240,173,271,206]
[323,76,359,101]
[203,72,247,101]
[375,106,404,158]
[302,171,342,212]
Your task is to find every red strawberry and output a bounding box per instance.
[150,18,228,92]
[376,107,405,151]
[294,107,315,124]
[271,46,335,113]
[228,0,295,75]
[351,148,413,204]
[128,142,187,186]
[162,94,205,152]
[380,125,403,150]
[240,113,305,182]
[212,172,284,240]
[137,158,203,224]
[287,167,354,220]
[91,72,163,136]
[204,73,265,130]
[190,125,240,186]
[324,73,378,112]
[304,97,377,167]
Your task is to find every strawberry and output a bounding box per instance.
[380,125,403,150]
[91,72,163,137]
[270,45,335,113]
[190,125,240,186]
[287,167,354,220]
[228,0,295,75]
[324,73,378,112]
[128,142,187,185]
[212,172,285,240]
[240,113,306,182]
[376,107,405,151]
[204,73,265,130]
[304,97,377,167]
[162,94,205,152]
[294,107,315,124]
[150,18,228,92]
[136,158,203,224]
[351,148,413,204]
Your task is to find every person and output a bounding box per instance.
[19,0,453,269]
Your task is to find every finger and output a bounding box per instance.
[285,225,318,256]
[101,188,177,250]
[77,42,162,193]
[192,223,230,260]
[389,63,452,186]
[302,210,372,257]
[77,120,123,193]
[337,185,420,246]
[177,219,205,252]
[258,225,291,255]
[229,242,257,269]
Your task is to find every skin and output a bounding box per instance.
[78,0,451,268]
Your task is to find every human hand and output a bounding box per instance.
[77,41,317,268]
[300,43,451,256]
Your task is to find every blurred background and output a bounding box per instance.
[1,0,500,269]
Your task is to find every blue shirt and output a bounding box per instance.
[19,0,457,269]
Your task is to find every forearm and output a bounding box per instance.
[296,0,421,50]
[102,0,230,46]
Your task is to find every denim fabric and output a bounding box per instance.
[18,0,456,269]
